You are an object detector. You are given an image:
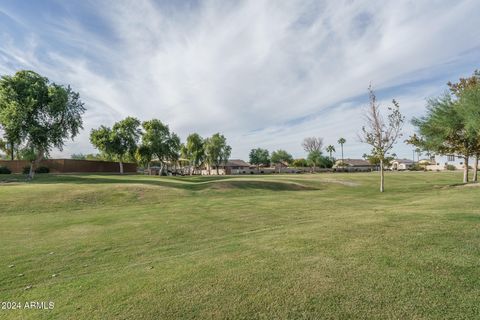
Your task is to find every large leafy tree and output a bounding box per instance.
[90,117,141,174]
[141,119,180,175]
[360,86,404,192]
[204,133,231,175]
[0,70,85,179]
[249,148,270,171]
[181,133,205,175]
[271,149,293,173]
[307,150,333,169]
[292,158,308,168]
[450,70,480,182]
[413,93,477,183]
[458,82,480,181]
[135,144,153,174]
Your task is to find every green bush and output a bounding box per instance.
[35,166,50,173]
[0,166,12,174]
[409,164,424,171]
[22,166,50,174]
[446,164,456,171]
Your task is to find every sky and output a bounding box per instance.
[0,0,479,160]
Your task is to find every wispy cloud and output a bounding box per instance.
[0,0,479,159]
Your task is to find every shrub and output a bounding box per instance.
[35,166,50,173]
[0,166,12,174]
[409,164,423,171]
[446,164,456,171]
[22,166,50,174]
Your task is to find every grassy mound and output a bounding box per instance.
[1,171,479,319]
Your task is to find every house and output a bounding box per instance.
[390,159,415,171]
[333,159,376,172]
[202,159,252,175]
[426,154,468,171]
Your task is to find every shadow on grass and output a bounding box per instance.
[0,174,319,192]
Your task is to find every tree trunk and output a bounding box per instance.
[463,157,469,183]
[160,162,166,176]
[28,150,44,180]
[10,141,14,161]
[473,155,478,183]
[119,161,124,174]
[379,159,385,192]
[216,165,219,175]
[28,162,35,180]
[147,163,151,175]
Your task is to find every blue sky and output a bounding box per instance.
[1,0,479,160]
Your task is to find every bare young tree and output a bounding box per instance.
[302,137,323,153]
[302,137,323,172]
[360,86,404,192]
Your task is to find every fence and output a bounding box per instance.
[0,159,137,174]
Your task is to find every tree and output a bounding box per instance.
[181,133,205,175]
[363,151,395,168]
[249,148,270,171]
[412,94,476,183]
[292,158,308,167]
[302,137,323,172]
[90,117,141,174]
[452,71,480,182]
[306,150,332,169]
[70,153,86,160]
[302,137,323,153]
[141,119,180,175]
[447,70,480,97]
[165,132,181,174]
[135,144,153,174]
[204,133,231,175]
[415,147,422,162]
[0,70,85,179]
[0,133,19,160]
[271,149,293,173]
[337,138,346,163]
[360,86,404,192]
[325,145,336,160]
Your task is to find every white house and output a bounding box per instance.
[390,159,415,171]
[426,154,469,171]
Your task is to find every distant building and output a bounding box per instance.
[333,159,375,171]
[202,159,252,175]
[390,159,415,171]
[426,154,469,171]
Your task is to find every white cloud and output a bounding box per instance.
[0,0,479,159]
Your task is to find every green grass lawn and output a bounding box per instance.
[0,172,479,319]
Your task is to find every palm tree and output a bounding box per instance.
[337,138,346,163]
[325,145,335,160]
[415,147,422,162]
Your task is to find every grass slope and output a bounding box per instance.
[0,172,479,319]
